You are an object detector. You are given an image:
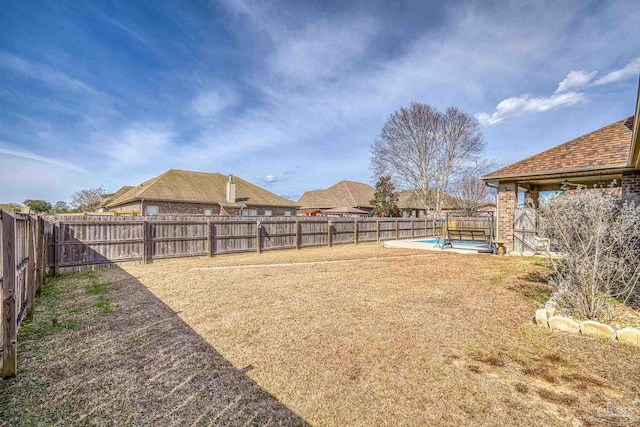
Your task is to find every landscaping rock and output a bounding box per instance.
[548,316,580,334]
[579,320,616,340]
[616,327,640,347]
[546,305,556,318]
[535,309,548,327]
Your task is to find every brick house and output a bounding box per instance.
[106,169,298,216]
[297,180,456,217]
[297,181,376,215]
[482,81,640,252]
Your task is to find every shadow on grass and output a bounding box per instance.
[0,266,309,426]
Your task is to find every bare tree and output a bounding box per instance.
[71,186,106,212]
[371,103,488,215]
[451,174,492,215]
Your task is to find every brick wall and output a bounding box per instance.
[139,201,296,217]
[622,171,640,198]
[497,181,518,252]
[108,200,297,217]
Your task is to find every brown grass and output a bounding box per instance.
[2,242,640,426]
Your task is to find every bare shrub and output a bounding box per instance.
[539,189,640,320]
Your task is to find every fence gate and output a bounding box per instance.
[513,207,537,254]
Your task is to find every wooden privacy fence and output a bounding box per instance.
[1,211,46,377]
[47,216,443,273]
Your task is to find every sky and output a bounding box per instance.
[1,0,640,204]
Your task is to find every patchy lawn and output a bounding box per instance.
[0,268,307,425]
[2,243,640,426]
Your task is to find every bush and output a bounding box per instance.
[539,190,640,320]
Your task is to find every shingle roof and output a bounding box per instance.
[396,189,457,210]
[482,116,634,180]
[100,186,134,208]
[107,169,298,208]
[297,181,375,209]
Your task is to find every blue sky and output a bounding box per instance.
[1,0,640,203]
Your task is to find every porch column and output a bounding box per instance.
[622,171,640,198]
[525,185,540,208]
[497,181,518,252]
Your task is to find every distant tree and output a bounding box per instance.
[0,202,22,211]
[23,199,52,213]
[451,174,492,215]
[370,176,401,217]
[371,103,490,216]
[52,201,70,214]
[71,186,106,212]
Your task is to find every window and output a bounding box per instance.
[284,210,292,217]
[146,205,159,216]
[204,209,212,216]
[242,209,258,216]
[264,209,273,216]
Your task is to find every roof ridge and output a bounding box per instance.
[342,181,359,207]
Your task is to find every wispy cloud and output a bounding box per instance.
[97,122,176,166]
[0,50,97,95]
[0,143,86,173]
[191,86,239,117]
[594,57,640,85]
[476,92,586,125]
[555,70,596,93]
[268,17,376,81]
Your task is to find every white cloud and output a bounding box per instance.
[594,57,640,85]
[0,143,85,173]
[476,92,586,125]
[555,70,596,93]
[191,86,239,117]
[101,122,175,166]
[0,50,97,95]
[268,17,376,81]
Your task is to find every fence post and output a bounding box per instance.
[327,221,333,247]
[2,210,17,378]
[395,219,399,240]
[256,221,262,254]
[376,220,380,242]
[295,220,301,250]
[53,221,60,276]
[36,217,44,296]
[207,220,214,257]
[411,219,415,239]
[425,218,429,237]
[354,219,359,245]
[25,217,36,321]
[142,221,148,263]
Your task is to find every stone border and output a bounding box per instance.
[535,300,640,347]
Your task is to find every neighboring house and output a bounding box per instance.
[396,189,462,217]
[297,180,461,217]
[297,181,376,215]
[106,169,298,216]
[98,186,134,212]
[482,79,640,252]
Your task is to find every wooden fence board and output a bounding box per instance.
[45,216,444,271]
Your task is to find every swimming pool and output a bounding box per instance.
[415,238,491,249]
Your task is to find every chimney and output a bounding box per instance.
[226,174,236,203]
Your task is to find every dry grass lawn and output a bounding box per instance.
[2,243,640,426]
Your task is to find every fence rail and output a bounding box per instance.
[47,216,443,273]
[1,211,46,377]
